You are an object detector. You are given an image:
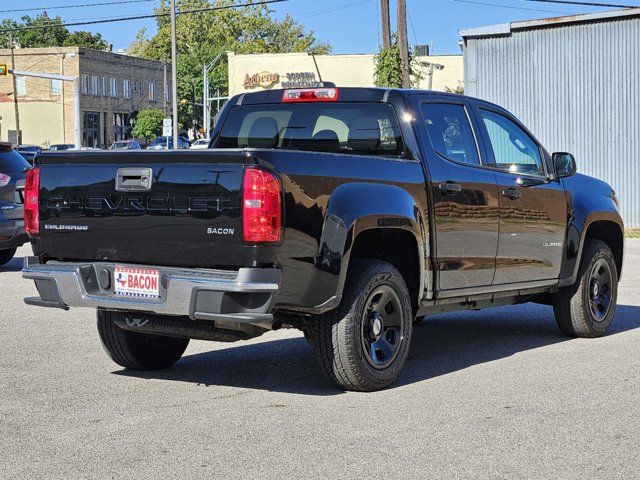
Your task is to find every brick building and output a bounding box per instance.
[0,47,170,148]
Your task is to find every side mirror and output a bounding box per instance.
[553,152,576,178]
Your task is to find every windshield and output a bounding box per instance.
[215,103,404,157]
[18,146,40,152]
[111,142,129,149]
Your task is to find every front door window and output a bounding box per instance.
[478,109,544,177]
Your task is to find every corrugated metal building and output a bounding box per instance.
[461,9,640,227]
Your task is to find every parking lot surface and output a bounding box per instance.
[2,241,639,479]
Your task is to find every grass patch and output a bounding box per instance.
[626,228,640,238]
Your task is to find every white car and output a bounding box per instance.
[190,138,210,150]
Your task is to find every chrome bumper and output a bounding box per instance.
[22,257,281,325]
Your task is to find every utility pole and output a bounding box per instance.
[380,0,391,49]
[170,0,179,148]
[397,0,410,88]
[9,33,22,145]
[202,63,208,136]
[162,59,168,116]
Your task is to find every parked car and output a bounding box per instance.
[190,138,210,150]
[146,136,190,150]
[110,140,142,150]
[22,87,624,391]
[48,144,75,151]
[0,143,30,266]
[16,145,42,164]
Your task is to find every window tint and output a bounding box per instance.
[0,150,30,173]
[479,109,544,177]
[421,103,479,165]
[216,103,404,157]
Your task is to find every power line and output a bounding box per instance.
[0,0,289,33]
[297,0,372,20]
[0,0,155,15]
[526,0,638,7]
[452,0,569,13]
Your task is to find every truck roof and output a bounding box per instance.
[233,87,480,106]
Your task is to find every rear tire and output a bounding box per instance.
[308,259,413,392]
[0,248,17,267]
[97,310,189,370]
[552,239,618,338]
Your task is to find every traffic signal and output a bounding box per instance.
[0,65,8,76]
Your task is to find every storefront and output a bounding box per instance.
[227,52,463,97]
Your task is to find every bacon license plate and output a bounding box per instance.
[114,266,160,298]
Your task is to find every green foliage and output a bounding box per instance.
[445,82,464,94]
[374,45,403,88]
[129,0,331,128]
[1,14,109,50]
[132,109,165,139]
[374,37,422,88]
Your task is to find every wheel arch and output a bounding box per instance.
[319,182,428,315]
[559,210,624,286]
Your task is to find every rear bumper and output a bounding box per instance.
[0,219,28,249]
[22,257,281,326]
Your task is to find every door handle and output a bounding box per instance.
[501,188,521,200]
[439,182,462,195]
[116,167,153,192]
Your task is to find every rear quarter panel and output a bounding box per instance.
[246,150,429,312]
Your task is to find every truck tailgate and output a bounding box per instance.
[36,150,245,269]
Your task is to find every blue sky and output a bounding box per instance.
[3,0,636,54]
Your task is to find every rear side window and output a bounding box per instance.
[0,150,30,173]
[420,103,479,165]
[216,103,404,157]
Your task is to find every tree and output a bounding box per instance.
[132,109,165,139]
[374,36,421,88]
[374,44,403,88]
[129,0,331,129]
[0,14,109,50]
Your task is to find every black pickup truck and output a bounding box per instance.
[22,87,624,391]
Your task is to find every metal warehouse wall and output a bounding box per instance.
[464,16,640,227]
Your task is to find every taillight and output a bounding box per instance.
[242,167,282,243]
[0,173,10,188]
[282,87,339,103]
[24,167,40,236]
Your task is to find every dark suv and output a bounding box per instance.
[0,143,30,266]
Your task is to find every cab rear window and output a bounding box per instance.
[215,103,404,157]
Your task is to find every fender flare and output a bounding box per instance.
[318,182,427,305]
[558,210,624,286]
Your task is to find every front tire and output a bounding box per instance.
[553,239,618,338]
[0,248,17,267]
[97,310,189,370]
[308,259,413,392]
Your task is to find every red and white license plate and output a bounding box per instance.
[114,266,160,298]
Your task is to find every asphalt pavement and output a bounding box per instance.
[1,241,639,479]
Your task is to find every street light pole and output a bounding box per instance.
[202,52,223,137]
[9,33,22,145]
[170,0,179,148]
